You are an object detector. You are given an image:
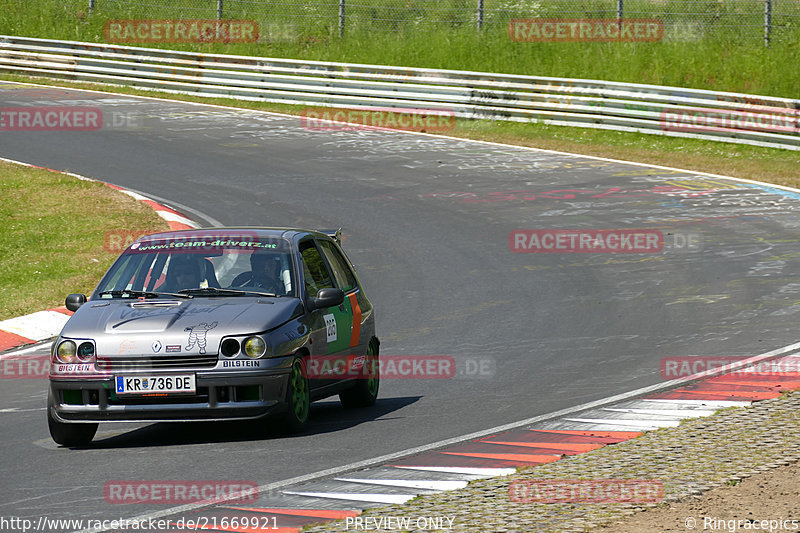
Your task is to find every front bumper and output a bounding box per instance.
[49,361,292,423]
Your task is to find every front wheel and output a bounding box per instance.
[339,339,379,408]
[282,357,310,433]
[47,408,97,447]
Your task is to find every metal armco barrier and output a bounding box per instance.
[1,35,798,150]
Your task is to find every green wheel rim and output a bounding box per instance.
[291,361,309,422]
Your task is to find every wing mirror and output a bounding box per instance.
[65,293,87,312]
[309,288,344,310]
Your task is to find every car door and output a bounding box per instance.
[316,238,367,356]
[298,238,353,389]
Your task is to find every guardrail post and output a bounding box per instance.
[764,0,772,46]
[477,0,484,30]
[339,0,345,37]
[217,0,224,20]
[616,0,623,20]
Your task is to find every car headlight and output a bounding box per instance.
[243,336,266,358]
[220,338,240,357]
[76,342,95,363]
[56,340,77,364]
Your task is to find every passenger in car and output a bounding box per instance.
[159,256,205,292]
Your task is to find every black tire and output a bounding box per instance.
[47,408,97,447]
[339,339,379,408]
[282,357,310,433]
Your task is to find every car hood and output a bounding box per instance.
[59,297,304,356]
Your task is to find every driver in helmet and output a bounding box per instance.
[231,251,284,294]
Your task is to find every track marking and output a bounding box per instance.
[282,492,414,505]
[334,478,469,491]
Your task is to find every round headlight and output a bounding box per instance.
[77,342,95,362]
[56,340,77,364]
[243,337,266,358]
[221,338,240,357]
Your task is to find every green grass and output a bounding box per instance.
[0,161,168,320]
[2,0,800,98]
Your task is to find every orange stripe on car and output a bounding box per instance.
[349,293,362,348]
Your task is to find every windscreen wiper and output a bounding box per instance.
[97,289,192,299]
[178,287,278,298]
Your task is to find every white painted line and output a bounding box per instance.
[391,466,516,477]
[0,342,52,359]
[565,418,681,429]
[602,408,718,417]
[0,311,69,341]
[282,491,415,505]
[335,478,468,491]
[640,398,751,407]
[622,399,732,410]
[155,210,200,228]
[117,189,150,202]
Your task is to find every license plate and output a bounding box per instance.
[115,375,196,395]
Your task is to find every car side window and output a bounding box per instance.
[299,240,334,296]
[318,240,358,293]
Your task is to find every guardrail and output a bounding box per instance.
[1,35,798,150]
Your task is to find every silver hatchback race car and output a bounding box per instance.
[48,227,379,446]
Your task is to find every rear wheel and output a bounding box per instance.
[47,407,97,447]
[339,339,379,408]
[282,357,310,433]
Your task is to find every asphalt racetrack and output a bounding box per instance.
[2,81,800,528]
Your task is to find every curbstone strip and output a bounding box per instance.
[0,157,199,352]
[303,390,800,532]
[0,307,72,351]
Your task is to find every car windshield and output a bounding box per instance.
[93,234,297,298]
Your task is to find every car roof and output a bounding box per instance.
[135,227,335,243]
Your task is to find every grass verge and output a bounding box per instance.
[0,160,168,320]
